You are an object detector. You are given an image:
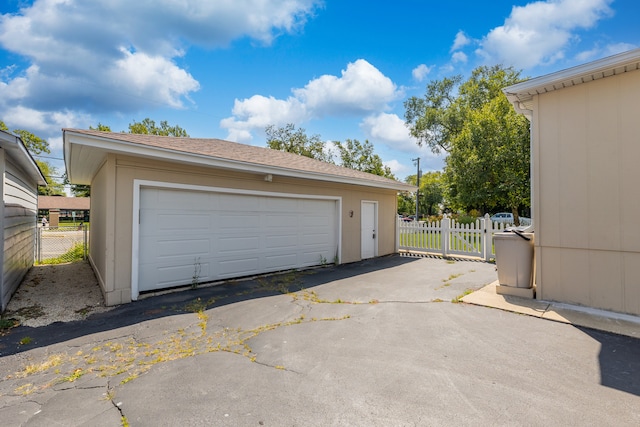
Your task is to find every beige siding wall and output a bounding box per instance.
[88,157,114,304]
[534,69,640,315]
[1,151,38,311]
[94,155,399,305]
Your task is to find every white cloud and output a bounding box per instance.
[219,95,309,143]
[451,31,471,52]
[451,51,468,64]
[0,0,321,135]
[476,0,613,69]
[1,105,92,149]
[383,159,411,177]
[360,113,420,154]
[293,59,400,116]
[575,42,637,62]
[221,60,401,141]
[412,64,433,82]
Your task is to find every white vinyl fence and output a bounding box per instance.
[398,214,513,261]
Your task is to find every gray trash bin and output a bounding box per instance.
[493,231,534,288]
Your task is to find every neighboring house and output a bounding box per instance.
[38,195,90,225]
[0,130,47,312]
[503,48,640,317]
[64,129,415,306]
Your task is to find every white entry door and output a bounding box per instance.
[137,187,338,293]
[361,201,377,259]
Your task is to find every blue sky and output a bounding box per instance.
[0,0,638,183]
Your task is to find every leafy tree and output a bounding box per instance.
[404,171,445,217]
[1,120,63,194]
[333,139,394,179]
[404,65,530,224]
[265,123,332,163]
[12,129,51,155]
[404,75,463,154]
[397,192,414,216]
[36,161,65,195]
[90,123,112,132]
[128,118,189,137]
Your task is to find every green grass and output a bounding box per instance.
[38,243,85,265]
[57,221,90,230]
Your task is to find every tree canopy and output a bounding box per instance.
[405,171,444,217]
[404,65,530,223]
[265,123,395,179]
[128,118,189,137]
[265,123,331,163]
[333,138,394,179]
[0,120,64,195]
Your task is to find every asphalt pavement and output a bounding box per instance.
[1,255,639,426]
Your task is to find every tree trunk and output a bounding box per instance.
[511,207,520,226]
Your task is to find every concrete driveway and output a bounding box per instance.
[1,255,638,426]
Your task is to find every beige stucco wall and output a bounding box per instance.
[92,154,399,305]
[533,68,640,315]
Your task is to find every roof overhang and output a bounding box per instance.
[503,48,640,119]
[64,130,415,192]
[0,130,47,186]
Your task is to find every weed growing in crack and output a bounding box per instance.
[256,271,301,294]
[10,308,353,394]
[452,289,474,303]
[191,257,202,289]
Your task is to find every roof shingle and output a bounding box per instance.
[64,129,414,191]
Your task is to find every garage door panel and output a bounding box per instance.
[139,262,211,291]
[217,236,260,252]
[263,253,299,269]
[301,214,332,227]
[156,238,211,259]
[217,213,260,229]
[265,214,298,228]
[155,213,211,230]
[217,257,260,276]
[139,188,338,293]
[265,197,298,211]
[219,194,255,211]
[300,249,333,265]
[265,234,298,249]
[301,232,331,245]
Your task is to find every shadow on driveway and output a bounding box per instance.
[0,255,418,357]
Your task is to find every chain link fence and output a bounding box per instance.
[36,224,88,264]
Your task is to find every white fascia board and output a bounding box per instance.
[503,48,640,109]
[65,131,415,192]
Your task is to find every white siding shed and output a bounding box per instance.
[0,130,46,312]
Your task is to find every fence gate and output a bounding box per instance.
[36,224,88,263]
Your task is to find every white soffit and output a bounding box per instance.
[503,48,640,117]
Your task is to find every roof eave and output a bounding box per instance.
[0,130,48,186]
[64,131,415,192]
[503,48,640,117]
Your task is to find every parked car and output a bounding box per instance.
[490,212,531,226]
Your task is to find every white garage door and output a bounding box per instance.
[137,187,339,293]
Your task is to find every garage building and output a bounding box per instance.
[64,129,414,306]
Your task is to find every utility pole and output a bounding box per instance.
[412,157,420,220]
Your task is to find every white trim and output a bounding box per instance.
[503,48,640,117]
[360,200,378,259]
[131,179,343,300]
